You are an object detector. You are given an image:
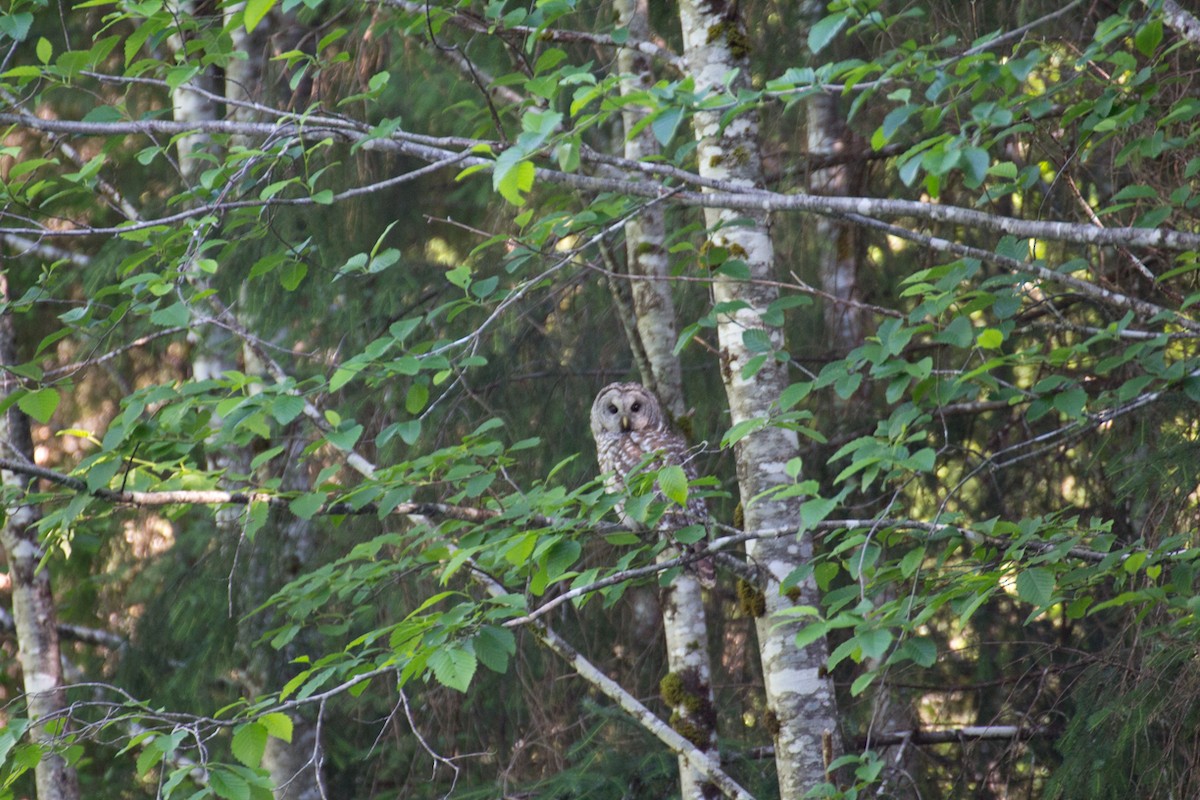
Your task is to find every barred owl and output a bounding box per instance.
[590,382,714,585]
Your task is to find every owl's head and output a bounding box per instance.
[590,382,663,436]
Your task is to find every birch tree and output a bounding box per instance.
[0,277,79,800]
[676,1,842,794]
[612,3,718,797]
[3,1,1200,798]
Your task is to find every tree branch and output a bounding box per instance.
[1149,0,1200,47]
[0,606,126,650]
[381,0,687,72]
[0,455,1150,568]
[462,557,756,800]
[3,114,1200,253]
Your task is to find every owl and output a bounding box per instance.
[590,382,714,585]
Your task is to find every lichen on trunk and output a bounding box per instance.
[677,1,843,795]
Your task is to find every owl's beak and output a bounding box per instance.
[620,415,632,432]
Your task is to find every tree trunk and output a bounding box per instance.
[615,4,719,796]
[616,0,686,417]
[677,2,842,795]
[0,274,80,800]
[166,0,218,182]
[806,89,868,347]
[166,5,326,795]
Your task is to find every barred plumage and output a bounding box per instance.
[590,382,714,585]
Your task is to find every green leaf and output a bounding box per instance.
[279,262,307,291]
[231,722,267,768]
[325,423,363,451]
[666,524,701,546]
[288,492,325,520]
[259,713,293,744]
[150,301,190,328]
[474,626,516,674]
[85,457,122,493]
[850,671,877,697]
[494,152,535,206]
[741,328,773,353]
[1053,386,1087,418]
[814,560,839,590]
[471,275,499,299]
[0,13,33,41]
[243,0,276,33]
[243,500,270,542]
[898,546,925,578]
[135,739,163,777]
[657,464,688,507]
[543,539,581,581]
[721,416,768,447]
[799,495,837,530]
[808,12,848,54]
[899,636,937,667]
[18,388,59,423]
[651,106,683,146]
[855,627,893,661]
[1134,19,1162,57]
[428,645,477,693]
[1015,566,1054,608]
[976,328,1004,349]
[270,394,306,425]
[1122,550,1147,574]
[877,105,918,147]
[446,265,471,288]
[405,383,429,414]
[961,146,989,188]
[210,766,251,800]
[795,619,830,648]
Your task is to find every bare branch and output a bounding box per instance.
[462,555,757,800]
[381,0,687,72]
[3,114,1200,253]
[0,606,126,650]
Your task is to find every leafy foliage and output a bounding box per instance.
[1,0,1200,798]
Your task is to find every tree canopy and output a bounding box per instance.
[2,0,1200,798]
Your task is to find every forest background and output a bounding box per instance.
[2,0,1200,798]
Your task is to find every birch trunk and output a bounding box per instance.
[615,4,719,796]
[0,274,80,800]
[166,0,218,183]
[677,2,842,795]
[616,0,686,416]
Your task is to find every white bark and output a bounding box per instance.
[617,0,686,419]
[657,572,720,799]
[1150,0,1200,47]
[165,0,218,181]
[615,5,720,796]
[0,275,80,800]
[677,2,841,795]
[802,6,916,788]
[223,1,275,123]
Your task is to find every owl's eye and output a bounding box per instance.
[607,404,618,414]
[630,402,641,413]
